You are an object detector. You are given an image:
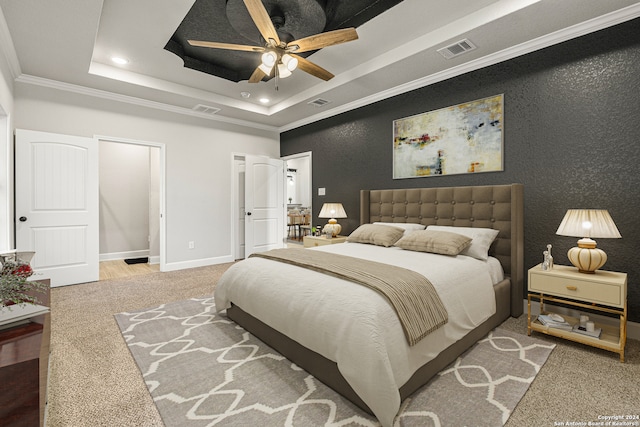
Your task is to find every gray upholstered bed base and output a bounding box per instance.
[227,183,524,416]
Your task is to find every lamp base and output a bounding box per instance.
[322,219,342,238]
[567,239,607,273]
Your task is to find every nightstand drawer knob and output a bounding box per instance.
[566,285,578,291]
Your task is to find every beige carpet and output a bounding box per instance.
[46,264,231,427]
[46,264,640,426]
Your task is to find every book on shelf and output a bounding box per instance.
[536,314,572,331]
[571,324,602,339]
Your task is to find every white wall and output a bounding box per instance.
[14,82,279,270]
[149,147,161,263]
[99,141,151,259]
[0,35,14,252]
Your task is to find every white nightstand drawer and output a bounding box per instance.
[529,273,623,307]
[528,264,627,308]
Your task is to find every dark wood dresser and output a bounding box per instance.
[0,280,50,427]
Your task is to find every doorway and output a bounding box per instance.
[97,136,165,280]
[282,151,312,244]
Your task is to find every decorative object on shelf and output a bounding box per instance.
[555,209,621,273]
[318,203,347,237]
[542,251,550,270]
[546,244,553,269]
[0,251,46,308]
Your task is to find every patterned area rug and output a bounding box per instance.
[115,297,555,427]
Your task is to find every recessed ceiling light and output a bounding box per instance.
[259,98,270,104]
[111,56,129,65]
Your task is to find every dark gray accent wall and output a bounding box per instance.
[281,18,640,323]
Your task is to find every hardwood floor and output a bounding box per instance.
[99,260,160,281]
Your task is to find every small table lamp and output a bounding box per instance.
[555,209,621,273]
[318,203,347,237]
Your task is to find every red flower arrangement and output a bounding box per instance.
[0,251,46,307]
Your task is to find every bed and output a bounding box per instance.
[215,183,524,426]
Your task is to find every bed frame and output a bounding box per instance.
[227,183,524,415]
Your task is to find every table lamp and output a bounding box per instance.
[555,209,621,273]
[318,203,347,237]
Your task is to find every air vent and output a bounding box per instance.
[308,98,331,107]
[437,39,477,59]
[192,104,221,115]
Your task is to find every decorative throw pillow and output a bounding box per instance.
[426,225,500,260]
[347,224,405,247]
[395,230,472,256]
[373,222,426,236]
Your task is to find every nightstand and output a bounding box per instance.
[527,264,627,362]
[303,235,347,248]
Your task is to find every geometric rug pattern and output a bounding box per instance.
[115,297,555,427]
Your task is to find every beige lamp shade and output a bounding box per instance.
[318,203,347,237]
[556,209,621,273]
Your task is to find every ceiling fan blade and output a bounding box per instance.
[248,66,266,83]
[291,54,334,81]
[188,40,264,53]
[287,28,358,53]
[243,0,281,46]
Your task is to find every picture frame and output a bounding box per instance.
[392,94,504,179]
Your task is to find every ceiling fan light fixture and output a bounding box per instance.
[261,51,277,67]
[277,63,292,78]
[258,63,273,75]
[281,54,298,72]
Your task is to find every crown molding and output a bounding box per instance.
[14,74,279,132]
[278,3,640,133]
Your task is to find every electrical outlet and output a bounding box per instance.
[188,241,195,249]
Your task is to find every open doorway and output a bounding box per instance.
[282,151,312,245]
[97,137,165,280]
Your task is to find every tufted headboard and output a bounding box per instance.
[360,184,524,316]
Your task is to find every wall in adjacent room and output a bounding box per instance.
[99,141,152,259]
[281,19,640,322]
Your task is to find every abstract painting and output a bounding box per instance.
[393,94,504,179]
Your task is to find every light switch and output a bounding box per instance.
[318,187,326,196]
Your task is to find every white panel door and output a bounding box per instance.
[15,129,99,287]
[244,155,284,257]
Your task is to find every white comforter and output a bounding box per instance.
[215,242,500,427]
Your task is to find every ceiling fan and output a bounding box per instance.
[187,0,358,83]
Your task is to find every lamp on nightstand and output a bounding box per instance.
[555,209,621,273]
[318,203,347,237]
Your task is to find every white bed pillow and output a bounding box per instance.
[373,222,426,236]
[347,224,405,247]
[426,225,499,260]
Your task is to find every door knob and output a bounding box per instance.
[19,216,27,222]
[246,212,252,216]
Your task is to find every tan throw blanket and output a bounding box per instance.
[250,248,448,346]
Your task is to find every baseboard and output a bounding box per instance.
[100,250,149,262]
[524,299,639,341]
[148,255,160,265]
[162,255,234,272]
